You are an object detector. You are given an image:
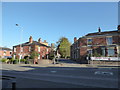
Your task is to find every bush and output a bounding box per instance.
[1,58,8,62]
[25,61,29,64]
[66,56,70,58]
[20,59,26,62]
[9,57,14,63]
[61,56,65,58]
[24,56,29,59]
[48,56,54,60]
[13,59,18,64]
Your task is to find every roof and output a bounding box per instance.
[85,30,119,37]
[13,41,51,48]
[0,47,12,51]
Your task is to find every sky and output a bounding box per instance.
[1,2,118,49]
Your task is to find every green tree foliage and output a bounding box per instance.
[57,37,71,58]
[30,51,39,59]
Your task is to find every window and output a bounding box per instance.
[108,49,115,56]
[101,48,105,56]
[106,37,113,45]
[10,52,12,55]
[14,47,16,52]
[47,48,48,52]
[38,54,40,59]
[21,47,23,52]
[29,46,31,52]
[38,47,40,52]
[87,39,92,45]
[87,49,92,56]
[3,50,6,55]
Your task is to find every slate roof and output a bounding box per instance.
[85,30,119,36]
[13,41,51,48]
[0,47,12,51]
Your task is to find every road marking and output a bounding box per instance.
[2,71,118,88]
[94,71,113,75]
[50,71,57,73]
[2,70,117,81]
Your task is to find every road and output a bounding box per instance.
[1,59,120,89]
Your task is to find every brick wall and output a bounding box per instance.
[92,37,106,45]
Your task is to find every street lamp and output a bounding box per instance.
[16,24,23,64]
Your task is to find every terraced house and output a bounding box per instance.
[13,36,51,64]
[71,25,120,64]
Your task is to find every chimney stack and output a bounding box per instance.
[29,36,33,43]
[38,38,42,43]
[74,37,77,42]
[44,40,46,43]
[98,27,101,33]
[51,43,55,49]
[117,25,120,31]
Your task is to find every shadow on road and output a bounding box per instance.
[1,61,119,89]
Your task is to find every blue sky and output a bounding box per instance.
[2,2,118,49]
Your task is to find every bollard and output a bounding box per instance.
[12,80,16,90]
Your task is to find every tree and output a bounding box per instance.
[30,51,39,64]
[57,37,71,58]
[48,43,56,60]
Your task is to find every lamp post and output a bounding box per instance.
[16,24,23,64]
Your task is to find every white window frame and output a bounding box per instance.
[3,50,6,56]
[14,47,16,52]
[101,48,105,56]
[87,49,93,56]
[107,49,115,56]
[106,36,113,45]
[21,47,23,52]
[47,48,48,52]
[38,47,40,52]
[87,38,92,46]
[29,46,31,52]
[38,54,40,59]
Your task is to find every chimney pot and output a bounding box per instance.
[74,37,77,42]
[98,27,101,33]
[117,25,120,30]
[44,40,46,43]
[38,38,42,43]
[29,36,33,43]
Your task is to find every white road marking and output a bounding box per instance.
[50,71,57,73]
[94,71,113,75]
[2,71,118,88]
[2,70,117,81]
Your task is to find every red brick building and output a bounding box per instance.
[71,25,120,63]
[0,47,12,58]
[13,36,51,63]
